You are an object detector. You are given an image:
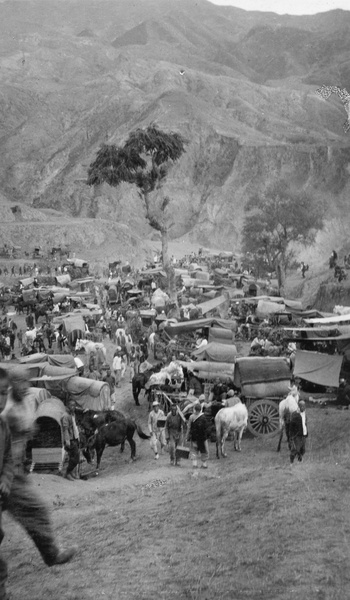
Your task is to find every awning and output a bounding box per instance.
[294,350,343,388]
[304,314,350,326]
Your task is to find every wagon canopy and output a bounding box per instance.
[234,356,291,398]
[294,350,343,388]
[208,327,235,345]
[62,314,85,337]
[66,377,111,411]
[192,342,237,363]
[180,360,234,382]
[164,317,236,337]
[20,354,76,369]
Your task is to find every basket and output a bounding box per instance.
[175,445,190,459]
[157,418,166,428]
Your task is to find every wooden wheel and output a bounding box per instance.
[247,399,280,437]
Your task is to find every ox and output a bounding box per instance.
[215,401,248,458]
[277,389,300,452]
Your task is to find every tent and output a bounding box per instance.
[234,357,291,397]
[294,350,343,388]
[192,342,237,363]
[66,377,111,410]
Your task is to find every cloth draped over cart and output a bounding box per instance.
[192,342,237,363]
[234,357,291,397]
[20,353,76,369]
[294,350,343,388]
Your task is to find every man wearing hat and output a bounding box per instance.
[148,400,166,460]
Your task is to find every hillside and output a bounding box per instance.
[0,0,350,260]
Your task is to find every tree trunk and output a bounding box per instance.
[161,228,178,312]
[275,258,286,297]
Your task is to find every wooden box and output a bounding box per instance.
[175,446,190,459]
[157,418,166,428]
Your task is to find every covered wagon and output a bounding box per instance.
[233,356,291,437]
[31,396,67,472]
[66,377,111,411]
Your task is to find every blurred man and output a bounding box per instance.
[3,366,77,569]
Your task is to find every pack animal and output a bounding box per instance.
[80,409,150,469]
[215,401,249,458]
[75,339,107,362]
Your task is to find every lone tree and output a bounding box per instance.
[87,125,187,303]
[242,180,324,294]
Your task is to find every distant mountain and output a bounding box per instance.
[0,0,350,258]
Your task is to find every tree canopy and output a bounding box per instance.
[242,180,325,283]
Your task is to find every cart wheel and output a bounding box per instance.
[247,399,280,437]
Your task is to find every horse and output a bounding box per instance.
[75,339,107,362]
[79,409,150,469]
[215,401,249,458]
[277,391,299,452]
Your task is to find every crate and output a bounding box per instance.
[175,446,190,459]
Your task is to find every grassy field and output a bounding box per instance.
[3,389,350,600]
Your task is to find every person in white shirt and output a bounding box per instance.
[112,351,122,387]
[73,355,84,377]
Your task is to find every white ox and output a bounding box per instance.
[215,401,249,458]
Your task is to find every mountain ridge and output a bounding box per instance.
[0,0,350,261]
